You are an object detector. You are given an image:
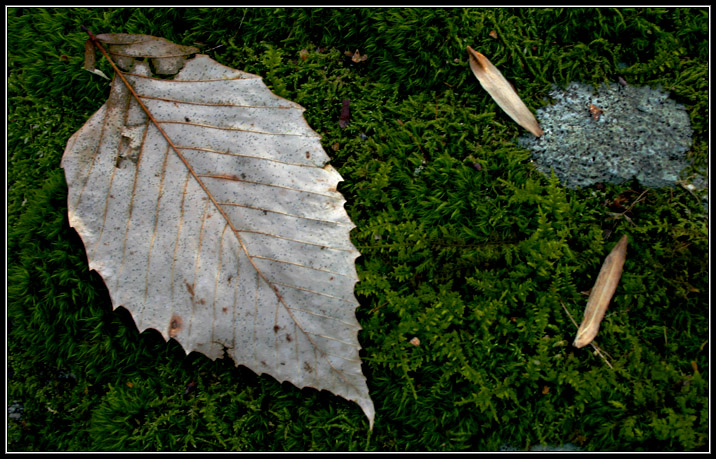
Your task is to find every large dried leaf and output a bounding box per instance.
[62,33,374,428]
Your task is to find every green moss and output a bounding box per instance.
[8,7,708,451]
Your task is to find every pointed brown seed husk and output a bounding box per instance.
[573,235,628,348]
[84,38,96,71]
[83,38,109,79]
[466,46,543,137]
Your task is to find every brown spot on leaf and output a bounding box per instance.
[305,151,311,159]
[273,325,280,333]
[185,281,195,298]
[169,315,183,338]
[286,334,292,342]
[222,307,228,314]
[197,298,206,305]
[303,362,313,373]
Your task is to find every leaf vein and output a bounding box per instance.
[199,174,340,199]
[272,281,357,303]
[140,94,293,109]
[286,306,360,328]
[235,230,356,252]
[219,202,351,227]
[178,146,316,168]
[160,120,318,138]
[125,71,260,83]
[251,255,355,278]
[304,331,356,347]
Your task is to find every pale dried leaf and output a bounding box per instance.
[573,235,628,348]
[466,46,543,137]
[62,33,374,428]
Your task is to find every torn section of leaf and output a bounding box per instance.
[466,46,542,137]
[63,33,374,429]
[95,33,200,74]
[573,235,628,348]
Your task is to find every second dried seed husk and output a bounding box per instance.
[573,235,628,348]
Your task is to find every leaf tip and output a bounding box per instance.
[466,45,486,70]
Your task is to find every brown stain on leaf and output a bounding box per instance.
[169,315,183,338]
[185,280,195,298]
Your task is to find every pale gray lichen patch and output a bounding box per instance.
[518,82,693,189]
